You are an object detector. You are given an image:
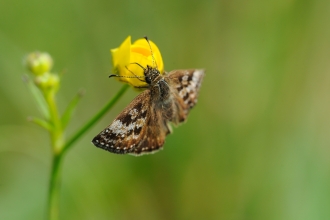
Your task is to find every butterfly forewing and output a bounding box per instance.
[92,90,151,154]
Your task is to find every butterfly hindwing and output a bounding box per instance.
[129,95,172,155]
[166,69,205,124]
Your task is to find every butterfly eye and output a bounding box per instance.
[145,76,151,84]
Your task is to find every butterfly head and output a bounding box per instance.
[144,65,161,84]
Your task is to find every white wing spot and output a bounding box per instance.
[136,118,145,128]
[129,109,139,119]
[179,89,187,98]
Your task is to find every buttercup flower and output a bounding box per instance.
[111,36,164,87]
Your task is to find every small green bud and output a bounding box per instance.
[34,72,60,92]
[25,52,53,76]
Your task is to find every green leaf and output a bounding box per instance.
[62,84,129,154]
[22,75,49,119]
[28,116,53,131]
[61,89,85,129]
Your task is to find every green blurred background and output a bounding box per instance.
[1,0,330,219]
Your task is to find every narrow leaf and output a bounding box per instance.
[61,89,85,129]
[28,116,53,131]
[22,75,49,119]
[62,84,129,154]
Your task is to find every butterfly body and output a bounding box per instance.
[92,66,204,156]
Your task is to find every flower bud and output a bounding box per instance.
[34,72,59,92]
[25,52,53,76]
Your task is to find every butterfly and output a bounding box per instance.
[92,39,204,156]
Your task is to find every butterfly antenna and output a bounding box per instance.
[125,65,146,82]
[144,36,158,69]
[109,74,145,79]
[130,62,146,71]
[109,66,146,82]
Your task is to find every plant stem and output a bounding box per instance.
[62,84,129,154]
[46,84,129,220]
[45,90,65,220]
[47,153,63,220]
[45,91,64,154]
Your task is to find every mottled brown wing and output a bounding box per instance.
[129,98,172,156]
[92,90,151,154]
[166,69,205,124]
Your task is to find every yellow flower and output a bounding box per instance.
[110,36,164,87]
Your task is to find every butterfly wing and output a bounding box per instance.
[92,90,151,154]
[166,69,205,124]
[129,96,172,156]
[92,89,170,155]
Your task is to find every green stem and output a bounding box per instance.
[62,84,129,154]
[45,90,65,220]
[45,91,64,154]
[46,84,129,220]
[47,153,63,220]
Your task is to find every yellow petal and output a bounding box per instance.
[123,52,152,87]
[132,38,164,74]
[109,36,165,88]
[110,36,131,75]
